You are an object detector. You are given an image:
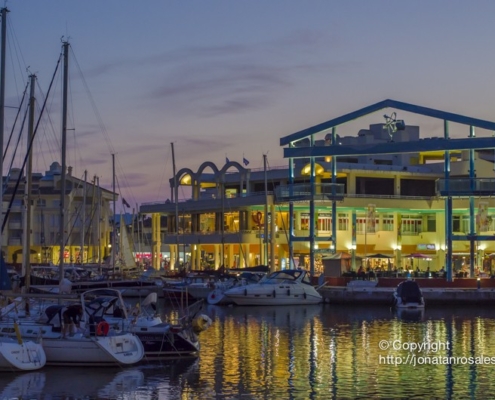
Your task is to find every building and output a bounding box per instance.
[141,100,495,280]
[2,162,116,266]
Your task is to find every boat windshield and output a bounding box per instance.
[263,270,301,284]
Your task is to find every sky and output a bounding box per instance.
[4,0,495,211]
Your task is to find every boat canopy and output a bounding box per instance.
[264,269,312,285]
[396,280,422,301]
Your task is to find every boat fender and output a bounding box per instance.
[273,290,276,298]
[303,292,307,300]
[244,288,247,296]
[287,289,290,296]
[192,314,213,333]
[96,320,110,336]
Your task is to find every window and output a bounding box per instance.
[300,213,309,230]
[338,213,349,231]
[356,214,378,234]
[453,215,469,233]
[382,214,394,231]
[9,215,21,224]
[401,214,422,235]
[317,213,332,232]
[426,215,436,232]
[36,199,46,207]
[50,214,59,228]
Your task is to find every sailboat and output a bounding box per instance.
[0,291,145,366]
[0,8,46,372]
[80,289,205,359]
[0,261,46,371]
[0,335,46,371]
[0,40,144,367]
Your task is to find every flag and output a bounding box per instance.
[122,198,130,208]
[225,157,230,163]
[243,157,249,166]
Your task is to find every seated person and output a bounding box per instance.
[62,304,83,338]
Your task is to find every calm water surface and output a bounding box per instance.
[3,303,495,399]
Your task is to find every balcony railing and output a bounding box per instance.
[275,183,344,202]
[436,178,495,196]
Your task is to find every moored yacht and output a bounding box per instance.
[392,280,425,309]
[223,269,322,306]
[0,335,46,371]
[85,290,210,359]
[0,291,145,367]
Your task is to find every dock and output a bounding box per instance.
[318,278,495,305]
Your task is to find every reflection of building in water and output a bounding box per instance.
[193,306,495,398]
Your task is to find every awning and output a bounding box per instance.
[366,253,393,259]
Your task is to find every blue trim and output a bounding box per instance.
[280,99,495,146]
[284,136,495,158]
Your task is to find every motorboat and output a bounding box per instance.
[83,290,211,359]
[0,291,145,367]
[223,269,322,306]
[207,271,267,305]
[162,273,219,302]
[0,334,46,371]
[392,280,425,309]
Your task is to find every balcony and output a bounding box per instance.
[275,183,344,202]
[8,221,22,229]
[436,178,495,197]
[141,192,273,214]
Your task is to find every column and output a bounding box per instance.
[214,244,220,269]
[170,245,176,270]
[195,244,202,270]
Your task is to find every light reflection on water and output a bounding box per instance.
[3,304,495,399]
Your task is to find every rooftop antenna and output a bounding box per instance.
[383,112,405,140]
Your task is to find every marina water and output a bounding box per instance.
[2,303,495,399]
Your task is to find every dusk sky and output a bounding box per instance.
[4,1,495,210]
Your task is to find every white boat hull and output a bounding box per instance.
[0,323,144,366]
[225,284,322,306]
[40,334,144,366]
[207,288,233,305]
[0,338,46,371]
[394,301,425,309]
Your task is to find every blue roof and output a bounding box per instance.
[280,99,495,146]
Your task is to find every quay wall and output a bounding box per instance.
[320,277,495,289]
[319,284,495,306]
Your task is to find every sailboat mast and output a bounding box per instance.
[171,142,180,270]
[263,154,268,265]
[59,41,69,278]
[96,176,101,270]
[81,169,87,263]
[0,8,8,255]
[112,153,116,275]
[22,74,36,289]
